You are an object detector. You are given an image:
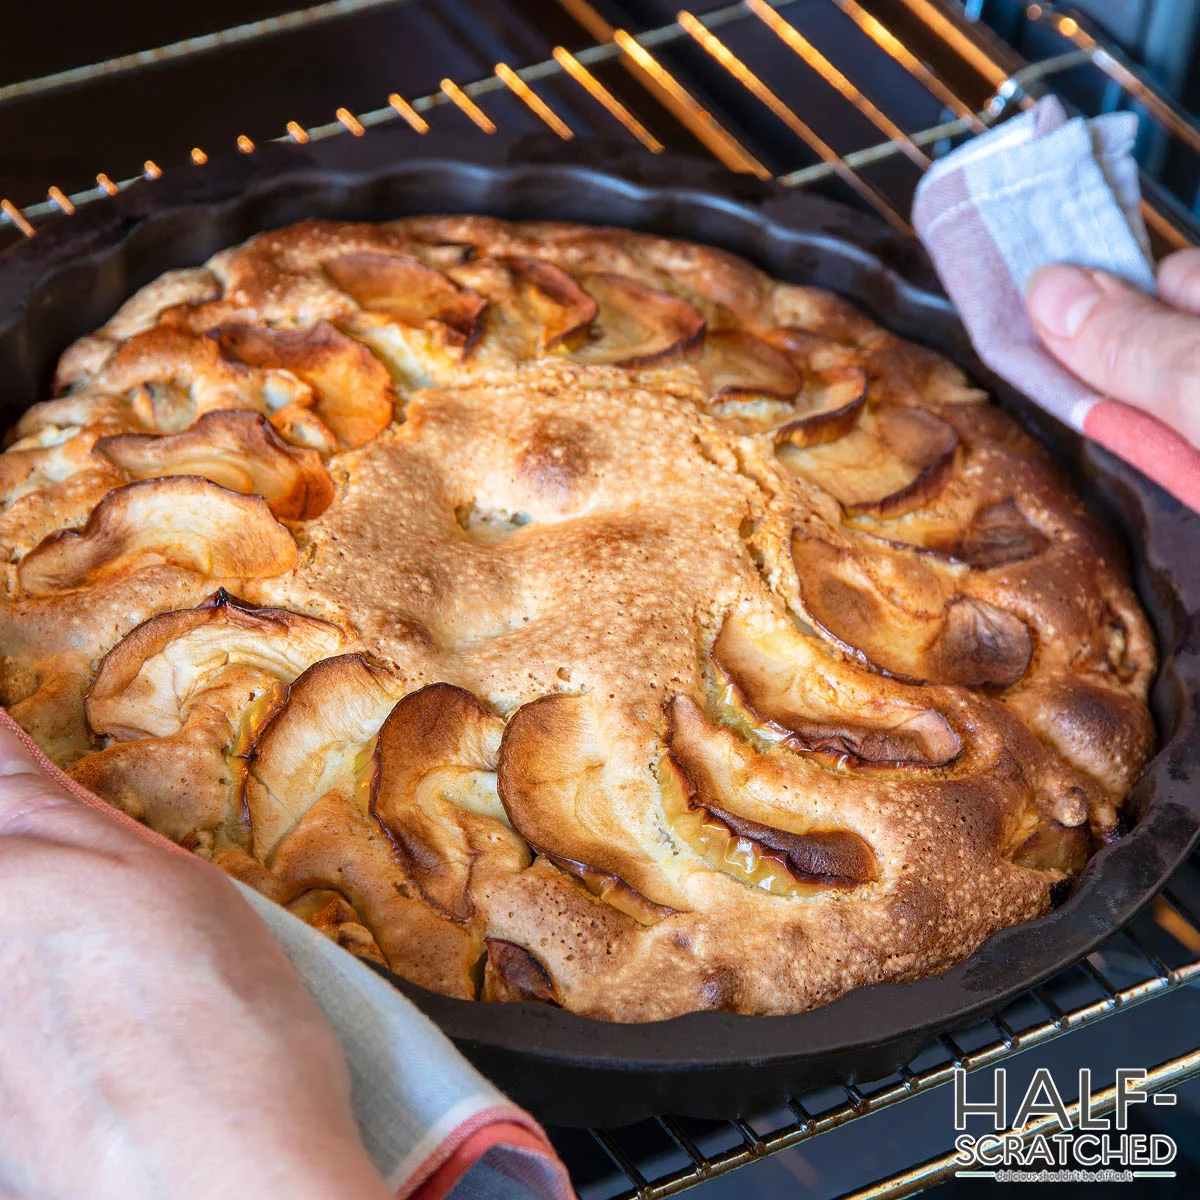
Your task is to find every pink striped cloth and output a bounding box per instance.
[0,707,575,1200]
[913,96,1200,510]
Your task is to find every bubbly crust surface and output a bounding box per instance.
[0,217,1156,1021]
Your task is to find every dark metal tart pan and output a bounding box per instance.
[2,132,1197,1128]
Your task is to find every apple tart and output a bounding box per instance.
[0,216,1155,1021]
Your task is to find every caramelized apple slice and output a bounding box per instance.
[71,672,288,846]
[497,694,678,924]
[73,591,345,843]
[53,267,222,392]
[701,329,802,414]
[217,320,395,448]
[710,610,961,768]
[18,477,299,594]
[245,653,405,861]
[571,274,705,368]
[0,424,121,510]
[932,499,1050,569]
[664,697,878,895]
[1010,819,1091,876]
[96,410,335,519]
[497,256,598,351]
[482,939,561,1005]
[780,404,959,518]
[287,890,387,965]
[268,789,482,997]
[370,684,530,921]
[438,255,599,360]
[86,589,348,741]
[773,367,868,446]
[324,252,487,357]
[791,532,1032,689]
[80,325,261,433]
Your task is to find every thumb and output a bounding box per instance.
[1026,264,1200,450]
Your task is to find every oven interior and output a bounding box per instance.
[2,2,1200,1196]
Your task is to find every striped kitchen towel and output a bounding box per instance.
[913,95,1200,509]
[0,707,574,1200]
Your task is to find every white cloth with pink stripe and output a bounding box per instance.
[913,96,1200,509]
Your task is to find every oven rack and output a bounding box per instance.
[0,1,1197,249]
[562,851,1200,1198]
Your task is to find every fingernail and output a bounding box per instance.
[1027,265,1102,339]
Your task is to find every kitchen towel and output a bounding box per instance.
[912,95,1200,510]
[0,707,574,1200]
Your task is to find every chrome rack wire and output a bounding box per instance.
[0,1,1195,247]
[570,859,1200,1198]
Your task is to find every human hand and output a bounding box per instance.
[1026,249,1200,450]
[0,725,391,1200]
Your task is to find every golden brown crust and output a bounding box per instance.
[0,216,1156,1021]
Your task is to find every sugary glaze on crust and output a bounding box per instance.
[0,217,1155,1021]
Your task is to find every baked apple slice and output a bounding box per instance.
[499,256,598,351]
[74,592,347,843]
[701,329,802,419]
[97,410,335,519]
[370,683,530,921]
[0,423,123,511]
[932,499,1051,569]
[663,696,878,896]
[86,589,348,741]
[482,939,561,1005]
[779,403,959,518]
[497,694,678,924]
[245,652,405,861]
[324,252,487,358]
[710,610,961,768]
[445,256,598,358]
[570,274,705,369]
[772,366,868,446]
[287,889,388,966]
[268,788,483,998]
[78,325,261,435]
[18,476,299,594]
[791,532,1032,689]
[216,320,395,449]
[1009,818,1091,877]
[71,672,287,848]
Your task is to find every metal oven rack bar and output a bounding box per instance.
[1,3,1198,1196]
[571,855,1200,1197]
[1,2,1196,245]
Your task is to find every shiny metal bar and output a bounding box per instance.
[678,10,912,231]
[495,63,574,140]
[828,0,983,128]
[1029,6,1200,154]
[832,1046,1200,1200]
[552,47,664,151]
[599,935,1200,1198]
[746,0,931,167]
[439,78,497,134]
[0,0,416,107]
[613,28,771,177]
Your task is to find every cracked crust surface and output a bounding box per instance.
[0,217,1156,1021]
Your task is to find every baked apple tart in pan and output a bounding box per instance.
[0,216,1155,1022]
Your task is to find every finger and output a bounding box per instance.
[1157,248,1200,314]
[1026,265,1200,449]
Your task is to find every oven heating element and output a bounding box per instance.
[1,2,1198,1196]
